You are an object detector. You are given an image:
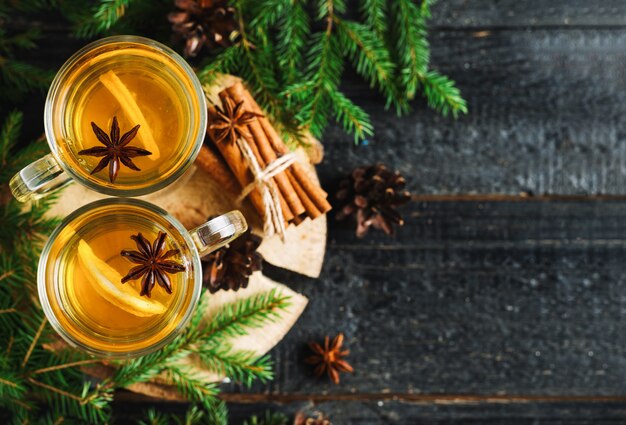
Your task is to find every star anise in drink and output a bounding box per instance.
[208,97,263,144]
[121,232,186,297]
[78,116,152,183]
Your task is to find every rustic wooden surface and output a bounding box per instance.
[13,1,626,423]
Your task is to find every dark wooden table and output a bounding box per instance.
[21,1,626,423]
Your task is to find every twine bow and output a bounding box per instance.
[234,137,296,240]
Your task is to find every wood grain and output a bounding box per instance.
[240,201,626,398]
[430,1,626,28]
[322,29,626,195]
[10,1,626,423]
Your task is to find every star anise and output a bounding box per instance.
[121,232,186,298]
[294,411,332,425]
[78,116,151,183]
[305,333,354,384]
[208,97,263,144]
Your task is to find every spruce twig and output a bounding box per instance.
[59,0,466,144]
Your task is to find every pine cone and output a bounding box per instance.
[168,0,239,57]
[293,412,332,425]
[201,226,263,293]
[335,164,411,238]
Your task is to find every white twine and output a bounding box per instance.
[234,136,297,240]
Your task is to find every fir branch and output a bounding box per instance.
[328,89,373,142]
[285,0,343,138]
[202,399,229,425]
[21,316,46,368]
[233,0,283,119]
[196,45,240,86]
[108,289,290,390]
[31,359,102,375]
[136,402,228,425]
[418,70,467,117]
[201,288,292,342]
[137,408,170,425]
[360,0,387,36]
[0,110,22,160]
[335,18,405,113]
[73,0,134,38]
[275,0,309,85]
[390,0,430,99]
[174,404,205,425]
[243,410,288,425]
[164,365,220,403]
[0,27,40,53]
[194,345,273,387]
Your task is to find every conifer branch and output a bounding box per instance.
[0,376,19,388]
[27,377,84,403]
[234,0,282,116]
[73,0,134,38]
[21,317,46,368]
[32,359,102,375]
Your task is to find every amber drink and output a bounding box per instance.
[39,199,247,357]
[11,36,206,202]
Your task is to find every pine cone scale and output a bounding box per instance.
[335,164,411,237]
[169,0,240,57]
[201,226,262,293]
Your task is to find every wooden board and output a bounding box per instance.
[112,199,626,423]
[10,1,626,423]
[322,28,626,196]
[258,200,626,396]
[430,0,626,27]
[112,399,626,425]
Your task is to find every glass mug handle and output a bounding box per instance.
[190,211,248,257]
[10,153,72,203]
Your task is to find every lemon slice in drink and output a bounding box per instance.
[77,240,166,317]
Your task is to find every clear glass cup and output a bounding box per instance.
[10,35,207,202]
[38,198,247,358]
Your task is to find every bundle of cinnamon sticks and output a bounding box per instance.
[204,82,331,227]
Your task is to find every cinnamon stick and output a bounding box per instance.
[286,169,322,219]
[225,85,306,218]
[216,92,294,224]
[207,105,267,219]
[226,82,332,215]
[195,145,239,195]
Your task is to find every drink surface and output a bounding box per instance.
[41,202,197,355]
[50,41,203,190]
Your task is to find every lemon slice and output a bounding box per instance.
[77,240,166,317]
[99,70,161,159]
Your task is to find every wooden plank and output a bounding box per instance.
[110,398,626,424]
[211,200,626,396]
[431,1,626,28]
[325,29,626,195]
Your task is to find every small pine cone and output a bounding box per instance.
[293,412,332,425]
[201,226,263,293]
[168,0,239,57]
[335,164,411,238]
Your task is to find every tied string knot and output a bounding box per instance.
[234,137,296,240]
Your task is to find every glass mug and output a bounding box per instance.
[10,35,206,202]
[38,198,247,358]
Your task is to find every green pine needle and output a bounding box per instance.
[360,0,387,36]
[328,89,373,142]
[418,70,468,117]
[74,0,134,38]
[61,0,466,142]
[243,410,289,425]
